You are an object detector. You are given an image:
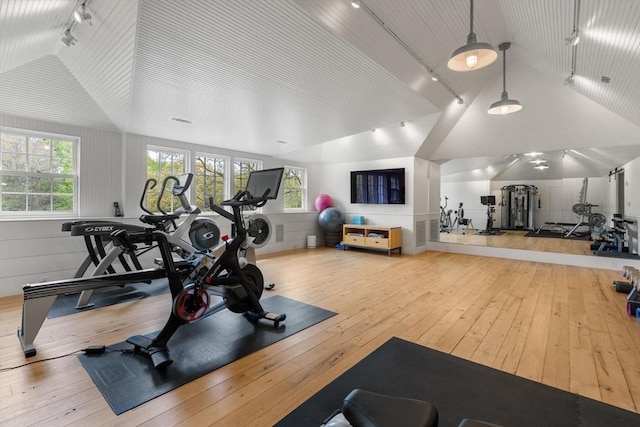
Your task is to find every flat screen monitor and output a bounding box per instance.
[481,195,496,206]
[245,167,284,200]
[350,168,405,204]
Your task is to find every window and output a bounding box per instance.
[146,146,187,212]
[1,128,77,215]
[284,166,306,209]
[195,153,227,208]
[233,158,261,195]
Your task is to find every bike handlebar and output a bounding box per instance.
[221,188,271,209]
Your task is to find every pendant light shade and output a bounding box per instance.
[488,42,522,115]
[448,0,497,71]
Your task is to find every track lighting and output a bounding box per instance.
[355,0,463,104]
[60,28,77,47]
[488,42,522,115]
[565,29,579,46]
[448,0,497,71]
[456,96,464,105]
[74,2,92,25]
[564,73,575,85]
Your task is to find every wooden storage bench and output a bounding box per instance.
[342,224,402,256]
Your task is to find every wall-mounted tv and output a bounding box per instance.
[350,168,405,204]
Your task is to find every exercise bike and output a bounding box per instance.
[115,167,286,368]
[64,173,221,309]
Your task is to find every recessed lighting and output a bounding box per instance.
[601,76,611,83]
[170,117,192,124]
[534,164,549,170]
[524,152,543,157]
[276,140,288,144]
[530,159,548,165]
[351,1,361,8]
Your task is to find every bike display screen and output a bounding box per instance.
[245,167,284,200]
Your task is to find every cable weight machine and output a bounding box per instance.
[500,184,537,230]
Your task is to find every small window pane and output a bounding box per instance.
[28,194,51,211]
[53,194,74,211]
[2,194,26,211]
[2,154,27,170]
[2,175,26,191]
[52,140,74,173]
[28,155,51,173]
[52,177,74,194]
[29,137,51,156]
[28,176,52,193]
[1,133,26,154]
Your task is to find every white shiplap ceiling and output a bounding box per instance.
[0,0,638,169]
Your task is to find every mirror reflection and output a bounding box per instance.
[439,146,640,258]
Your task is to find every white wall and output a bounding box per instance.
[317,157,426,253]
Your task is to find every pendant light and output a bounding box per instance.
[448,0,497,71]
[488,42,522,115]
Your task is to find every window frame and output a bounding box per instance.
[194,151,230,209]
[0,127,79,217]
[146,145,190,213]
[233,157,263,196]
[283,165,306,211]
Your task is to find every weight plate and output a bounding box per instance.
[588,213,606,228]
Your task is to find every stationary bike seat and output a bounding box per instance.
[139,214,180,226]
[341,389,438,427]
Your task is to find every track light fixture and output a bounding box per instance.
[60,28,77,47]
[565,29,579,46]
[565,0,580,46]
[448,0,497,71]
[74,2,92,25]
[488,42,522,115]
[456,96,464,105]
[564,73,575,85]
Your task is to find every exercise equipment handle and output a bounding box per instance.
[222,188,271,208]
[157,176,180,215]
[139,179,157,215]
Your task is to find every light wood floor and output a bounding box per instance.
[439,229,594,255]
[1,248,638,426]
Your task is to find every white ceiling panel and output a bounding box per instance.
[0,55,119,131]
[0,0,638,164]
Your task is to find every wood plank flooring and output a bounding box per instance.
[0,248,638,426]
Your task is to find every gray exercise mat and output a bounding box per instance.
[78,295,336,414]
[277,337,640,427]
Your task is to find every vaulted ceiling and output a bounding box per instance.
[1,0,638,171]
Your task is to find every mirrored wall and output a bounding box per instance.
[439,145,640,258]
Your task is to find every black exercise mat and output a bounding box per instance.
[78,295,336,414]
[48,278,170,318]
[277,337,640,427]
[525,229,591,240]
